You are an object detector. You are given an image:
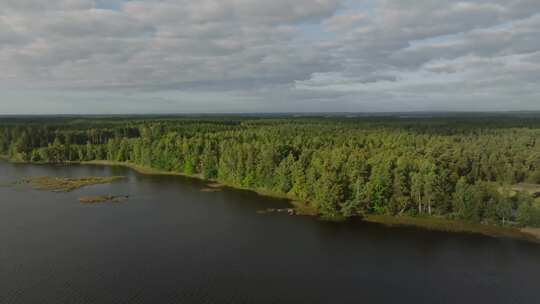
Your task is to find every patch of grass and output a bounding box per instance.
[521,227,540,240]
[206,183,225,189]
[200,188,222,192]
[364,214,539,242]
[79,195,128,204]
[21,176,125,192]
[512,183,540,196]
[200,183,225,192]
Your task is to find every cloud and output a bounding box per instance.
[123,0,340,25]
[0,0,340,91]
[323,11,367,32]
[0,0,539,113]
[1,0,95,12]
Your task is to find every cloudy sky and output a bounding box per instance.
[1,0,539,114]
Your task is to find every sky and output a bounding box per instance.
[1,0,539,114]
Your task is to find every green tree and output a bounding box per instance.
[274,154,295,194]
[452,177,480,222]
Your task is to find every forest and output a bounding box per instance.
[1,114,540,227]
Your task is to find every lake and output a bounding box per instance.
[1,160,539,304]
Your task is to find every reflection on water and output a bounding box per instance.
[1,161,539,304]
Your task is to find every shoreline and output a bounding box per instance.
[364,215,540,243]
[2,158,538,243]
[81,160,319,214]
[82,160,305,198]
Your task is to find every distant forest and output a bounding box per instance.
[1,115,540,226]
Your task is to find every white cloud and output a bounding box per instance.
[0,0,539,113]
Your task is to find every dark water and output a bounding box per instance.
[1,161,539,304]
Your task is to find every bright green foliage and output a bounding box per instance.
[452,177,481,222]
[1,115,540,226]
[517,198,540,227]
[274,154,295,193]
[496,198,513,226]
[365,158,394,214]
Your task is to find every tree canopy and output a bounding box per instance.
[1,114,539,226]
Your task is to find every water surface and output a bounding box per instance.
[1,161,539,304]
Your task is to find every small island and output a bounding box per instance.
[20,176,125,192]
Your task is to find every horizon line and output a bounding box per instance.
[2,110,540,117]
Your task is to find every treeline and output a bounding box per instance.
[1,115,540,226]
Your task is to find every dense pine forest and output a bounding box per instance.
[1,114,540,227]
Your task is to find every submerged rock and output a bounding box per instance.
[79,195,129,204]
[257,208,296,215]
